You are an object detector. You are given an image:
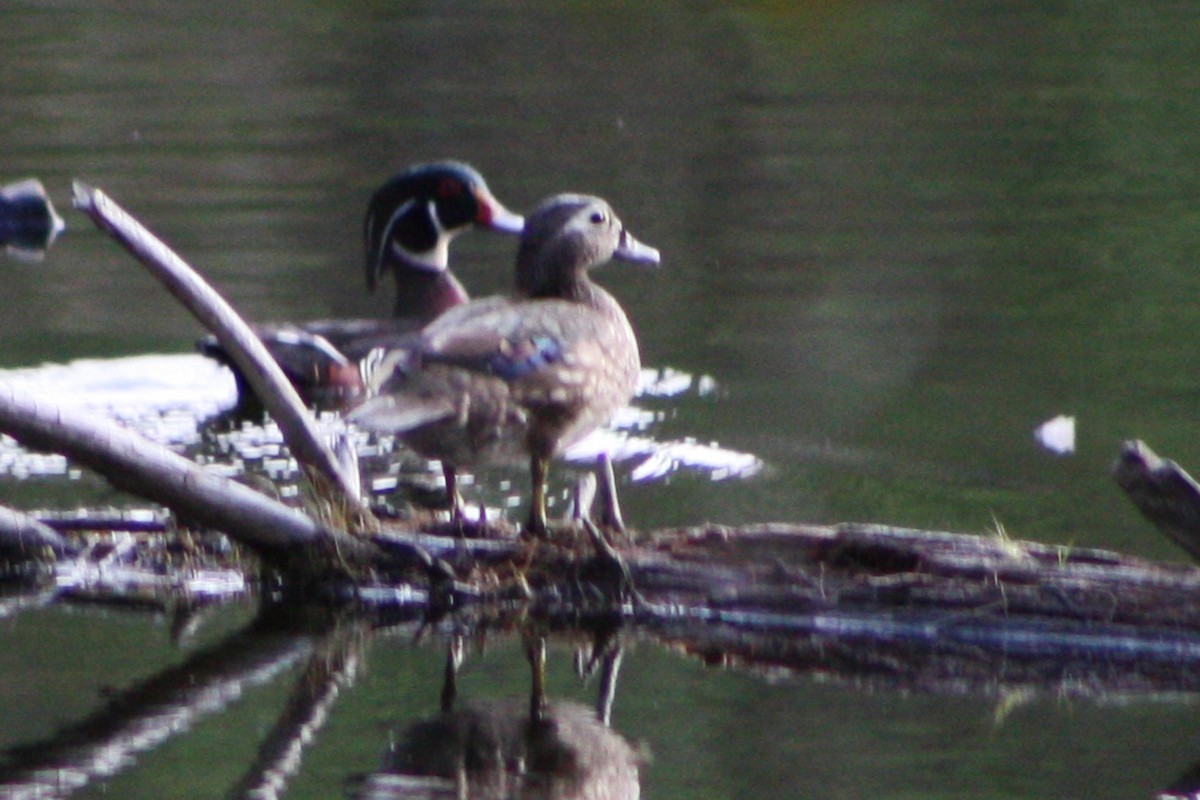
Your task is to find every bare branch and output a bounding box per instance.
[71,181,364,511]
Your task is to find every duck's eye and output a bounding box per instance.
[589,211,606,224]
[438,179,462,198]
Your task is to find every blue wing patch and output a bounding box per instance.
[487,335,563,379]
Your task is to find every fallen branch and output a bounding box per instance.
[0,384,381,570]
[6,371,1200,663]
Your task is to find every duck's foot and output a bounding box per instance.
[524,456,551,539]
[570,465,643,609]
[580,518,639,603]
[569,454,628,542]
[443,463,468,522]
[523,499,552,538]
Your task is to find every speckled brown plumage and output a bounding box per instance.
[350,193,660,533]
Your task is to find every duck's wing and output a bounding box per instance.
[417,299,577,382]
[346,386,458,433]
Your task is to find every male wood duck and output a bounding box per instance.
[199,161,523,403]
[348,193,660,534]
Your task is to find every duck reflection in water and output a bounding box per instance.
[354,635,642,800]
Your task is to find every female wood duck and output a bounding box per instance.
[199,161,523,403]
[348,193,660,534]
[360,637,640,800]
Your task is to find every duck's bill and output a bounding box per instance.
[614,229,661,266]
[476,191,525,234]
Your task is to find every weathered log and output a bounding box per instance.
[620,523,1200,694]
[11,177,1200,710]
[6,367,1200,660]
[71,181,364,511]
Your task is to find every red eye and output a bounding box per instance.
[438,179,462,198]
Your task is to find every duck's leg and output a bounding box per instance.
[442,463,465,521]
[526,455,549,536]
[597,452,626,535]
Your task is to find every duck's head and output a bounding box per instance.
[515,194,660,298]
[364,161,524,291]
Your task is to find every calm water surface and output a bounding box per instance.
[5,2,1200,798]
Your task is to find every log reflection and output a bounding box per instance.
[0,603,332,799]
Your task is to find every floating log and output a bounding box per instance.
[11,357,1200,692]
[625,522,1200,695]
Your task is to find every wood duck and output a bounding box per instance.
[199,161,523,403]
[356,636,640,800]
[348,193,660,534]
